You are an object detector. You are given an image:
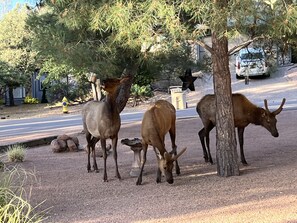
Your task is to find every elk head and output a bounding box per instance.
[260,98,286,137]
[156,148,187,184]
[101,76,131,93]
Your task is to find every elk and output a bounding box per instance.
[196,93,286,165]
[136,100,187,185]
[82,76,130,182]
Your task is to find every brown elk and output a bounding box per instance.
[136,100,187,185]
[82,76,130,182]
[196,93,286,165]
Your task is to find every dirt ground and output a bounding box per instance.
[19,109,297,223]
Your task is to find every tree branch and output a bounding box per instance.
[188,39,214,55]
[228,36,265,56]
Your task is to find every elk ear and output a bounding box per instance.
[172,147,187,161]
[261,110,266,118]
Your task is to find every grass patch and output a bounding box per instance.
[0,166,46,222]
[7,144,26,162]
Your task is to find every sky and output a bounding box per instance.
[0,0,38,16]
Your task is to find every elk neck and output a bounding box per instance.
[250,107,264,125]
[105,91,120,115]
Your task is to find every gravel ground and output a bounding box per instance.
[20,109,297,223]
[3,64,297,223]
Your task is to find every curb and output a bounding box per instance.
[0,135,58,153]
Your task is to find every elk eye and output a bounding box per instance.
[267,119,270,123]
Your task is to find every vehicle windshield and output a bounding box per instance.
[241,52,264,60]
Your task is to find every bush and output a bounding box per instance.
[0,167,46,223]
[24,96,39,104]
[7,144,26,162]
[130,84,153,106]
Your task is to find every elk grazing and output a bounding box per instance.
[136,100,187,185]
[82,76,130,182]
[196,93,286,165]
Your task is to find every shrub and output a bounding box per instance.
[7,144,26,162]
[24,96,39,104]
[130,84,153,107]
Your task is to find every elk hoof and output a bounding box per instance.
[136,179,142,185]
[242,161,249,166]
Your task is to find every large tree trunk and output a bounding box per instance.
[212,32,239,177]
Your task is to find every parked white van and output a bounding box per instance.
[235,48,270,79]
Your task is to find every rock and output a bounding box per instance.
[85,144,112,157]
[57,134,71,141]
[67,139,78,152]
[57,139,67,151]
[52,134,81,153]
[51,139,63,153]
[71,136,79,146]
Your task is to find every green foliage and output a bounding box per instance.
[24,96,40,104]
[43,75,90,102]
[131,84,153,98]
[7,144,26,162]
[0,166,45,223]
[0,5,38,105]
[130,84,153,106]
[0,5,38,78]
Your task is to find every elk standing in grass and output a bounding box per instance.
[197,93,286,165]
[82,76,130,182]
[136,100,187,185]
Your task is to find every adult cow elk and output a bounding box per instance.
[136,100,187,185]
[196,93,286,165]
[82,76,130,182]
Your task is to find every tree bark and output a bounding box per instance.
[212,31,239,177]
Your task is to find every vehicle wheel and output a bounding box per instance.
[264,73,270,78]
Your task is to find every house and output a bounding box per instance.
[5,70,48,105]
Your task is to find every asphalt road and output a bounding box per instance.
[1,64,296,147]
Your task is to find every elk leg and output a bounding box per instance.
[169,127,177,154]
[111,137,121,180]
[169,128,180,174]
[86,132,92,172]
[205,130,213,164]
[238,127,248,165]
[198,128,209,162]
[205,123,214,164]
[101,139,108,182]
[153,147,162,183]
[91,137,99,172]
[136,143,148,185]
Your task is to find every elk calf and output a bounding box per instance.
[196,93,286,165]
[136,100,187,185]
